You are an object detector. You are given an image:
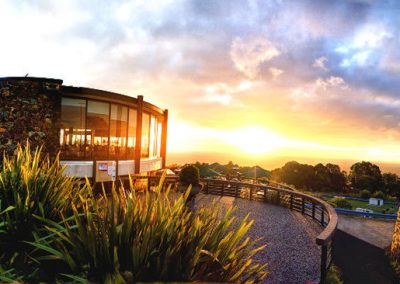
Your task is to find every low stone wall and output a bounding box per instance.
[390,207,400,276]
[0,78,62,158]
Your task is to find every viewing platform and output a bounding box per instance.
[143,176,338,283]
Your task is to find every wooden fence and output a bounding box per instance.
[130,176,338,284]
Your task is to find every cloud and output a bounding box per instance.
[312,57,328,71]
[315,76,349,91]
[269,67,284,78]
[1,0,400,158]
[194,80,259,106]
[230,36,280,78]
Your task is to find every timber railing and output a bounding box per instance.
[130,175,338,284]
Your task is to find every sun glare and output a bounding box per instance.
[229,127,285,155]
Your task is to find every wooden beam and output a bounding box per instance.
[134,95,143,174]
[161,109,168,168]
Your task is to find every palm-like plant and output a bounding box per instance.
[0,143,267,283]
[32,174,267,283]
[0,143,89,279]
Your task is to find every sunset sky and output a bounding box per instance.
[1,0,400,172]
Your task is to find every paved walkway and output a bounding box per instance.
[334,230,398,284]
[337,215,395,248]
[195,194,323,284]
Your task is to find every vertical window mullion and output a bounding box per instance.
[126,107,129,160]
[85,99,88,160]
[108,103,111,160]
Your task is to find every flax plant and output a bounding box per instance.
[0,143,89,279]
[32,173,267,283]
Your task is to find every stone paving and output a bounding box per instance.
[195,193,323,284]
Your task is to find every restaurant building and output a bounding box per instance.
[0,77,168,182]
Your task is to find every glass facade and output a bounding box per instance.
[141,113,150,158]
[60,98,86,159]
[110,105,128,159]
[60,97,163,161]
[87,101,110,159]
[127,108,137,159]
[157,122,162,157]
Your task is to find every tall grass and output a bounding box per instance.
[0,143,267,283]
[0,143,89,280]
[32,176,267,283]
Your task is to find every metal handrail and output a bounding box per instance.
[135,175,337,283]
[200,179,337,245]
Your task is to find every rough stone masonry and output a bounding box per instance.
[0,78,62,159]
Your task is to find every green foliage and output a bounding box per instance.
[194,162,221,178]
[265,190,279,204]
[0,143,88,279]
[31,176,267,283]
[359,189,371,199]
[373,190,385,199]
[179,165,200,186]
[271,161,346,192]
[349,161,383,192]
[383,173,400,198]
[0,145,267,283]
[326,264,343,284]
[329,197,352,209]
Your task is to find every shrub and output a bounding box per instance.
[373,190,385,199]
[265,190,280,205]
[359,189,371,199]
[0,143,88,280]
[1,147,267,283]
[179,165,200,186]
[30,174,267,283]
[391,207,400,278]
[326,264,343,284]
[329,197,352,209]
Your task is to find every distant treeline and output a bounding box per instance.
[169,161,271,180]
[271,161,400,196]
[169,160,400,197]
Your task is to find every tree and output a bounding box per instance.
[325,163,347,192]
[349,161,383,192]
[313,163,331,192]
[271,161,314,190]
[383,173,400,198]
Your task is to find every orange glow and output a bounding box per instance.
[228,127,285,155]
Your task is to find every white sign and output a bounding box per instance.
[108,165,116,179]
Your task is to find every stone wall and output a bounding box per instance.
[391,207,400,276]
[0,78,62,159]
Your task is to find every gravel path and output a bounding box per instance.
[195,193,323,284]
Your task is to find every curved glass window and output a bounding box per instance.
[110,104,128,159]
[60,98,86,159]
[127,108,137,159]
[87,101,110,159]
[141,113,150,158]
[157,122,162,157]
[59,96,163,161]
[149,116,156,157]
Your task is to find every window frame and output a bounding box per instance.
[60,95,163,161]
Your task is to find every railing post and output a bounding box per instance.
[221,182,225,196]
[320,244,328,284]
[321,209,325,226]
[301,197,305,214]
[250,185,253,200]
[290,194,293,210]
[312,203,316,219]
[147,176,151,192]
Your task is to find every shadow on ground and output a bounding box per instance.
[334,229,398,284]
